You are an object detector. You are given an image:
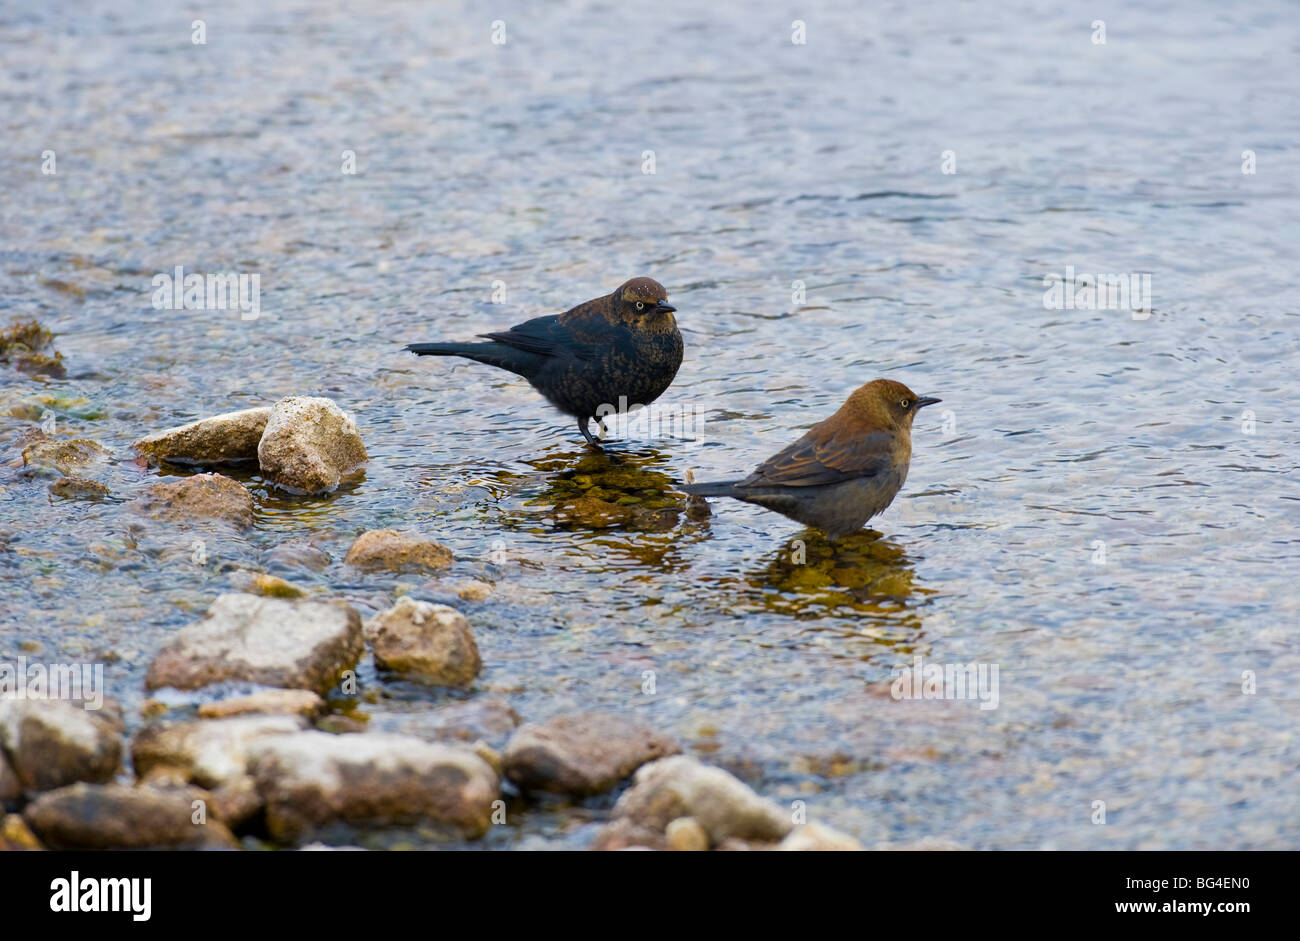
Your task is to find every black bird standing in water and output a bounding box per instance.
[684,379,941,539]
[406,277,682,448]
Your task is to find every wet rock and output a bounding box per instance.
[0,813,43,850]
[22,438,110,475]
[778,822,863,851]
[250,731,499,841]
[257,396,367,494]
[665,816,710,851]
[209,774,263,830]
[0,700,122,793]
[197,689,325,720]
[264,542,332,573]
[23,783,238,849]
[132,473,255,528]
[132,714,307,789]
[503,712,679,797]
[391,697,520,748]
[366,597,480,688]
[131,406,271,466]
[249,573,306,598]
[589,817,667,851]
[140,699,169,720]
[0,318,64,378]
[456,580,493,602]
[314,715,367,734]
[344,529,453,573]
[48,477,110,500]
[0,750,20,802]
[600,756,792,848]
[145,593,364,695]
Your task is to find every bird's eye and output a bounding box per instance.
[900,398,911,408]
[635,302,644,311]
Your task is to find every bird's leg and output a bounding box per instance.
[577,416,603,449]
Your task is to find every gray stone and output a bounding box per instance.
[250,731,499,842]
[601,755,793,847]
[145,593,364,695]
[503,712,679,797]
[23,783,238,849]
[257,396,367,494]
[367,598,481,688]
[0,699,122,794]
[132,406,271,466]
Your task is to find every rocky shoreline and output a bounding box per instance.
[1,379,866,851]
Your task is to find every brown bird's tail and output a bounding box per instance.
[681,480,742,497]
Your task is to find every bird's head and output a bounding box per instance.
[611,277,676,329]
[848,379,941,432]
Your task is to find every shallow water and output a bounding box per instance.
[1,0,1298,849]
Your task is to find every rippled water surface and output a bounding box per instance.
[2,0,1298,849]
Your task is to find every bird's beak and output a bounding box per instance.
[654,301,676,314]
[915,396,942,409]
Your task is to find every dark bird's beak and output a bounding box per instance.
[654,301,676,314]
[915,396,942,409]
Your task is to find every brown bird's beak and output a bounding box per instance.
[915,396,942,409]
[654,301,676,314]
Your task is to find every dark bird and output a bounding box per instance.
[683,379,940,539]
[406,277,682,447]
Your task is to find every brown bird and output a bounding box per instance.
[683,379,940,539]
[406,277,682,447]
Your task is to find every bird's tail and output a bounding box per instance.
[681,480,742,497]
[405,341,536,376]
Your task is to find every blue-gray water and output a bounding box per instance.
[1,0,1297,849]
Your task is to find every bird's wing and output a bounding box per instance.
[741,425,895,488]
[479,315,602,362]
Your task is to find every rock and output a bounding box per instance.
[23,783,238,849]
[264,542,332,572]
[197,689,325,720]
[145,593,364,695]
[588,818,666,851]
[132,473,255,528]
[344,529,453,574]
[602,756,792,847]
[140,699,169,720]
[456,580,493,601]
[249,573,306,598]
[366,598,481,688]
[0,318,64,378]
[21,438,110,475]
[131,406,271,466]
[250,732,499,841]
[0,813,42,850]
[0,750,20,802]
[391,697,520,748]
[665,816,710,851]
[778,822,863,851]
[209,774,263,830]
[48,477,110,500]
[131,715,306,789]
[315,715,367,734]
[503,712,679,797]
[0,700,122,793]
[257,396,367,494]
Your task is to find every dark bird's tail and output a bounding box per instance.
[681,480,742,497]
[405,341,539,378]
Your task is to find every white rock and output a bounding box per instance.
[257,396,367,494]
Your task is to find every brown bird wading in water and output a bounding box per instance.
[683,379,941,539]
[406,278,682,448]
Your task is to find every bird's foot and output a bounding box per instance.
[577,417,604,450]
